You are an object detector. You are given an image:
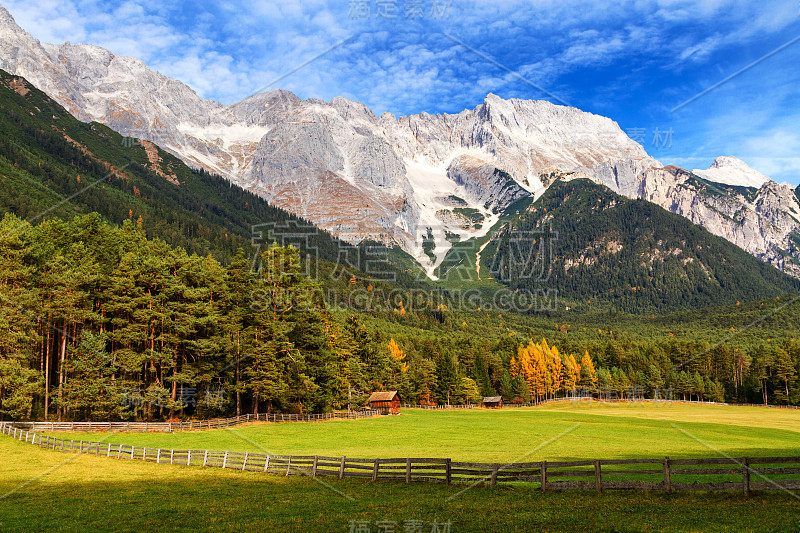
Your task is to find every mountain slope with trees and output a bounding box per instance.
[486,179,800,313]
[0,69,346,264]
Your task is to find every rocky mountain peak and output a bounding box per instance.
[329,96,377,123]
[710,155,749,169]
[0,6,18,28]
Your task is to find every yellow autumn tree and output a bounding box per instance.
[546,344,563,398]
[529,348,548,401]
[517,340,548,402]
[561,354,581,393]
[388,338,407,373]
[579,350,598,390]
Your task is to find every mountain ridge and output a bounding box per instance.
[1,6,799,278]
[486,178,800,313]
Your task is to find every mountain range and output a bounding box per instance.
[1,6,799,280]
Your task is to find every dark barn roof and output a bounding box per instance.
[368,391,400,402]
[482,396,502,403]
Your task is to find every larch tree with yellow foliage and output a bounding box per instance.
[387,338,409,395]
[561,354,581,393]
[579,350,598,391]
[512,339,599,400]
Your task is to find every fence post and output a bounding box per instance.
[223,451,229,469]
[742,457,750,495]
[445,459,452,485]
[187,450,192,466]
[594,460,602,493]
[130,446,134,460]
[541,461,547,492]
[286,456,291,476]
[339,457,346,479]
[491,464,499,487]
[372,459,379,481]
[156,448,161,464]
[264,455,270,473]
[406,458,411,483]
[663,457,671,493]
[312,456,318,478]
[203,450,208,467]
[242,453,249,471]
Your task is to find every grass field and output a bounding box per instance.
[2,435,800,533]
[3,403,800,532]
[53,403,800,462]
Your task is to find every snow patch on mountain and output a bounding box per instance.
[692,156,770,188]
[403,158,500,278]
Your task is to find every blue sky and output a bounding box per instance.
[6,0,800,184]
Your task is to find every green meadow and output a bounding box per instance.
[0,437,796,532]
[53,403,800,462]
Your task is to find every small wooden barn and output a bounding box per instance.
[482,396,503,409]
[368,391,402,415]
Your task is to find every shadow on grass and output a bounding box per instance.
[2,466,800,533]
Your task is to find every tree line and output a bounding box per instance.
[1,212,798,422]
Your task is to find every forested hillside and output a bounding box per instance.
[0,69,351,264]
[486,179,800,313]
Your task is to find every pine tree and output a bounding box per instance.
[772,348,796,405]
[512,374,531,403]
[222,249,256,417]
[434,352,457,405]
[460,377,482,404]
[499,369,514,401]
[61,332,128,421]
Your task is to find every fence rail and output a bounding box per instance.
[3,424,799,492]
[0,411,381,433]
[403,398,800,410]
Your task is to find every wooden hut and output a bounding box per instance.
[482,396,503,409]
[368,391,402,415]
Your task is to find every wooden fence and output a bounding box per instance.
[405,398,800,410]
[1,411,381,433]
[3,424,799,492]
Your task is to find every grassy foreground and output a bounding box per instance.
[55,403,800,462]
[1,436,800,533]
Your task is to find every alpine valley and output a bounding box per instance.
[1,6,799,283]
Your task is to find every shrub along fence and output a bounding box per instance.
[3,424,799,492]
[2,411,381,433]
